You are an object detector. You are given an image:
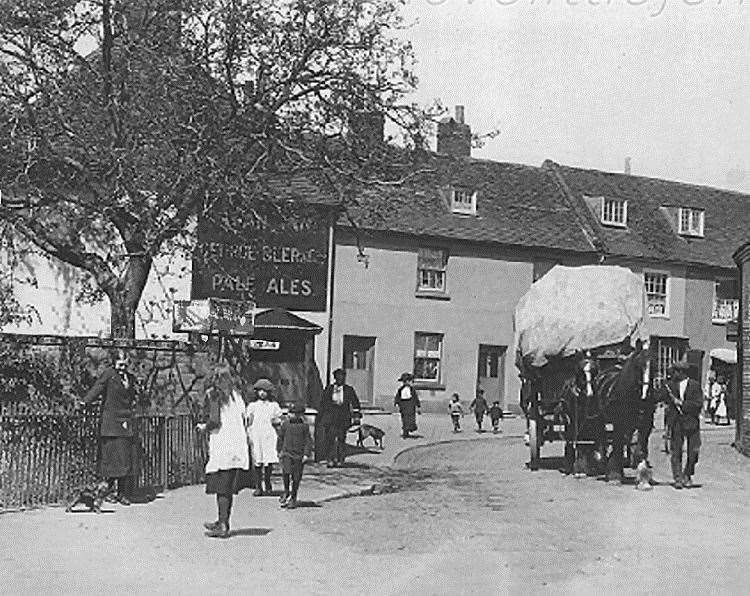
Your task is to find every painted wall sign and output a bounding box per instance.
[173,298,255,335]
[192,200,330,311]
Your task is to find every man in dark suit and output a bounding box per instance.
[665,360,703,489]
[81,350,138,505]
[319,368,361,467]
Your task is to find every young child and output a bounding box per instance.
[276,402,313,509]
[488,400,503,434]
[449,393,464,433]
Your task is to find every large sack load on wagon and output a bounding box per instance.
[514,265,646,371]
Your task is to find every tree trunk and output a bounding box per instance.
[108,255,153,338]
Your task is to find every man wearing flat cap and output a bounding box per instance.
[664,359,703,489]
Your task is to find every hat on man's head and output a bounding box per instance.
[398,372,414,382]
[252,378,275,392]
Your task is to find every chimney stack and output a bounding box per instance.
[624,156,632,175]
[437,105,472,158]
[455,105,465,124]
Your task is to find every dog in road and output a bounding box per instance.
[355,423,385,450]
[65,480,111,513]
[634,460,654,491]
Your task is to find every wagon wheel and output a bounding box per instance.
[528,417,541,470]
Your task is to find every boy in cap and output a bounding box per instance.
[276,402,313,509]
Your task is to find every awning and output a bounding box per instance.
[709,348,737,364]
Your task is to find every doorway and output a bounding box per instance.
[477,344,506,408]
[343,335,376,406]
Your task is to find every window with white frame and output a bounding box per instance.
[451,188,477,215]
[417,248,447,293]
[678,207,704,237]
[414,332,443,383]
[600,198,628,227]
[644,272,669,317]
[713,278,739,323]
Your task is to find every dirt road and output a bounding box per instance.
[1,424,748,595]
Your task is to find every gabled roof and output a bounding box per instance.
[546,161,750,270]
[347,155,598,255]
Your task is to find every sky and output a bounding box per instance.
[401,0,750,193]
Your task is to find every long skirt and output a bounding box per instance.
[205,468,252,495]
[100,436,138,478]
[398,402,418,433]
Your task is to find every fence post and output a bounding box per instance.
[160,417,169,492]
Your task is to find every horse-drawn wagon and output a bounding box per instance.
[514,265,652,481]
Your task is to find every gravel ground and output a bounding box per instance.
[295,424,750,594]
[1,422,747,595]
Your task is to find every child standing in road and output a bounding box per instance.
[470,389,488,432]
[488,401,503,434]
[276,402,313,509]
[449,393,464,433]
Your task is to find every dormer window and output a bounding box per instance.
[678,207,704,237]
[600,197,628,227]
[451,188,477,215]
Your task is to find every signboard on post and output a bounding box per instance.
[191,200,330,311]
[173,298,255,335]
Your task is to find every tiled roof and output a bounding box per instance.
[548,162,750,269]
[346,155,598,254]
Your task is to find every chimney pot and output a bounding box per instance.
[455,105,465,124]
[624,157,632,175]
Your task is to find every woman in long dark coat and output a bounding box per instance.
[81,350,138,505]
[394,373,421,438]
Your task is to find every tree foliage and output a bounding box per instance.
[0,0,433,337]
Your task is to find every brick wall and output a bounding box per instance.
[733,245,750,456]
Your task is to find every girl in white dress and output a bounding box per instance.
[197,365,249,538]
[246,378,282,495]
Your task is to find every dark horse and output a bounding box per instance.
[590,343,653,482]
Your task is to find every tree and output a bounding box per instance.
[0,0,433,337]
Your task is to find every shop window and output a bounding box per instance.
[644,271,669,317]
[713,279,739,323]
[414,332,443,383]
[417,248,447,293]
[652,336,688,388]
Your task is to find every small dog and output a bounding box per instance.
[634,460,654,491]
[356,423,385,449]
[65,480,111,513]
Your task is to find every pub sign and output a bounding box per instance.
[192,200,330,311]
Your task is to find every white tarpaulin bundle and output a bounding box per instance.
[515,265,646,368]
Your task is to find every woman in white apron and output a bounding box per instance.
[197,365,249,539]
[246,378,282,496]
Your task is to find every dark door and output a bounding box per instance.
[477,344,507,409]
[343,335,376,406]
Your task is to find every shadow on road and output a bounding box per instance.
[227,528,273,537]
